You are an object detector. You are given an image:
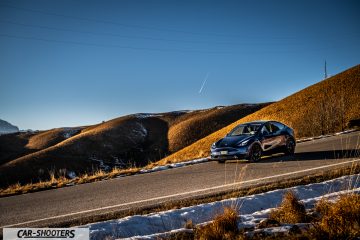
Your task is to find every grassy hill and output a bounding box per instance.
[0,127,84,165]
[167,104,269,153]
[0,103,266,187]
[26,127,83,150]
[0,132,35,165]
[158,64,360,164]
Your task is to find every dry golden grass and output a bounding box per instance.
[167,104,270,153]
[159,64,360,164]
[169,192,360,240]
[25,128,81,150]
[0,167,139,197]
[269,191,308,224]
[310,193,360,239]
[195,207,239,240]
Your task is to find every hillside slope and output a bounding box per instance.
[0,104,267,187]
[158,64,360,164]
[26,127,83,150]
[0,127,83,165]
[0,132,35,165]
[167,104,269,153]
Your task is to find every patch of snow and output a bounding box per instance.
[296,129,358,143]
[67,171,77,179]
[140,165,169,173]
[85,174,360,240]
[62,128,79,139]
[244,224,310,238]
[334,129,358,135]
[132,123,147,138]
[135,113,163,119]
[126,229,193,240]
[112,156,127,168]
[242,104,258,107]
[89,156,111,171]
[139,158,208,174]
[174,110,193,114]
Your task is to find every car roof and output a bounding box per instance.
[241,120,269,125]
[240,120,287,126]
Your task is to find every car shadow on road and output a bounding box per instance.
[223,149,359,164]
[260,149,359,163]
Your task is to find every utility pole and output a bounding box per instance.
[324,60,328,79]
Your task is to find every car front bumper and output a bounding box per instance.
[210,146,249,160]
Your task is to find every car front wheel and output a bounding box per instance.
[247,144,262,162]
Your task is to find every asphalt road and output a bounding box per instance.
[0,131,359,229]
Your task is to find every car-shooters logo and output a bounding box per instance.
[3,228,89,240]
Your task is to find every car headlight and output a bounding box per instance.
[237,139,249,146]
[211,142,216,149]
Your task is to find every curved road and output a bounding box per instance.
[0,131,359,229]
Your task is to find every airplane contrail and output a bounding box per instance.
[199,72,210,94]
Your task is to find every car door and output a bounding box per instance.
[260,123,277,151]
[270,122,284,149]
[270,122,287,148]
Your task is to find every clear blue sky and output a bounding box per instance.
[0,0,359,130]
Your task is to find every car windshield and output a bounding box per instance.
[228,124,261,136]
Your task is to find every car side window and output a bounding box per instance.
[271,122,284,134]
[261,124,271,135]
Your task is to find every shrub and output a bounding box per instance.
[269,191,307,224]
[195,207,239,240]
[311,193,360,239]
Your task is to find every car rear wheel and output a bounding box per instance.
[284,138,295,155]
[247,144,262,162]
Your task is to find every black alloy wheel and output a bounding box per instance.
[284,138,295,155]
[248,144,262,162]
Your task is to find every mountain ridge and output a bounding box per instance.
[0,119,19,135]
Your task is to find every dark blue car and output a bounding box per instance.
[210,120,296,163]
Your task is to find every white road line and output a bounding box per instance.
[1,158,360,228]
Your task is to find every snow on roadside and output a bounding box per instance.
[86,174,360,240]
[138,158,208,174]
[296,129,358,143]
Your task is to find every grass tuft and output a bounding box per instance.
[310,193,360,239]
[184,219,194,229]
[269,191,308,224]
[195,207,239,240]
